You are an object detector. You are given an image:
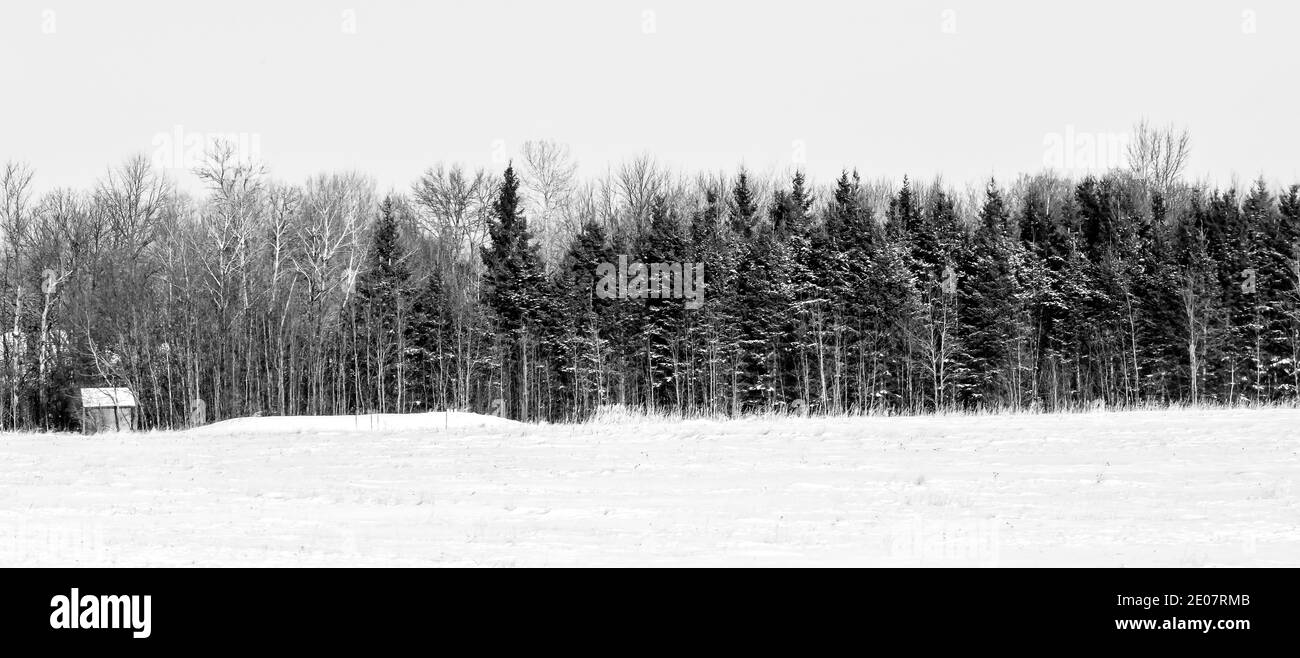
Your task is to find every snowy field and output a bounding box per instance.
[1,409,1296,567]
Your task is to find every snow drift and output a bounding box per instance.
[187,411,520,435]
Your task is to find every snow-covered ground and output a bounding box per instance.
[1,409,1296,567]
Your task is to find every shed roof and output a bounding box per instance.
[80,388,137,408]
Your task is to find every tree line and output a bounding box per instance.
[2,134,1299,428]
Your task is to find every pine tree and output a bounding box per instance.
[552,220,615,418]
[1241,180,1278,399]
[912,188,965,409]
[1133,189,1184,403]
[636,196,688,412]
[730,170,758,237]
[886,175,920,244]
[959,180,1024,408]
[817,169,875,411]
[688,186,735,414]
[766,171,819,410]
[1206,188,1253,402]
[406,266,454,411]
[481,164,548,420]
[730,171,786,412]
[356,196,413,412]
[1277,186,1300,396]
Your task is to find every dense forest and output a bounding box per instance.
[3,127,1299,428]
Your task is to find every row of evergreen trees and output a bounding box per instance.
[461,166,1300,420]
[2,153,1298,428]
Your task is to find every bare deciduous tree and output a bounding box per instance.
[94,155,173,257]
[0,162,36,428]
[411,163,493,265]
[520,140,579,264]
[1126,119,1191,194]
[616,153,668,234]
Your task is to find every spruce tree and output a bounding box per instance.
[406,266,454,411]
[357,196,414,413]
[481,164,548,420]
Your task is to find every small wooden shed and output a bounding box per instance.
[80,387,137,433]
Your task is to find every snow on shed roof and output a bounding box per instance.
[80,388,137,408]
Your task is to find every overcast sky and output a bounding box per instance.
[1,0,1296,195]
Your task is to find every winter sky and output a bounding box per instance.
[1,0,1297,194]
